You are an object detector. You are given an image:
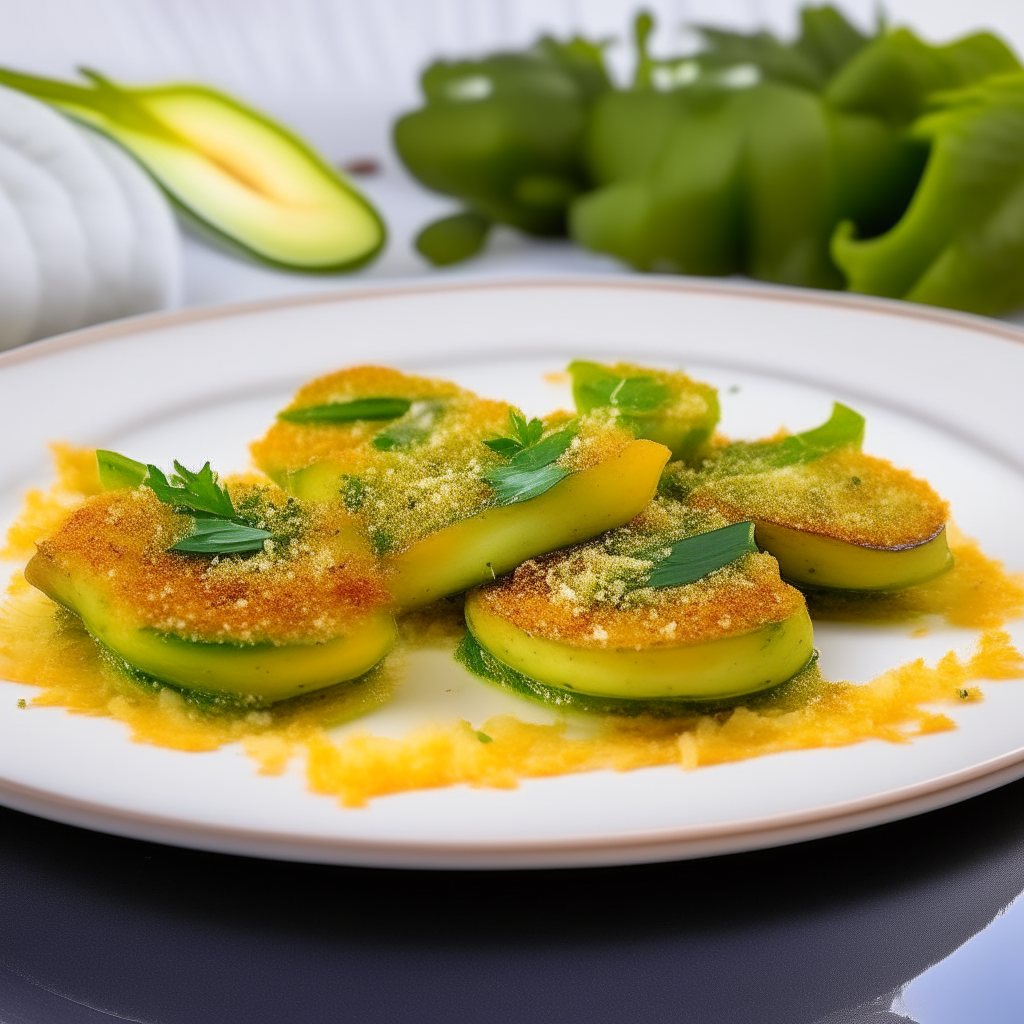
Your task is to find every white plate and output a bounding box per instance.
[2,278,1024,870]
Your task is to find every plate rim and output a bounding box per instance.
[4,273,1024,372]
[3,273,1024,869]
[0,730,1022,868]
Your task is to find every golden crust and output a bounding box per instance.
[252,366,472,476]
[252,364,636,555]
[690,449,948,549]
[35,482,390,645]
[474,548,804,649]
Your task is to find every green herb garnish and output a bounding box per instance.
[169,517,275,555]
[372,399,445,450]
[483,421,577,505]
[278,397,412,424]
[145,462,236,519]
[95,452,274,556]
[483,408,544,458]
[569,360,669,415]
[145,462,274,555]
[340,475,367,511]
[647,521,758,588]
[712,403,865,476]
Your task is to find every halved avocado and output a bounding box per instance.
[385,438,669,608]
[466,593,813,701]
[667,404,954,591]
[0,67,385,271]
[754,521,953,591]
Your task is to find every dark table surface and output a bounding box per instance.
[2,776,1023,1024]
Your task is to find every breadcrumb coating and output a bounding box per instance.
[34,480,390,646]
[667,448,948,549]
[253,365,635,555]
[473,498,804,649]
[252,366,469,477]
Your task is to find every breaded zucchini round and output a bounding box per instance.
[25,479,396,703]
[465,500,813,703]
[668,404,953,591]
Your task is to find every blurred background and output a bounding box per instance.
[2,0,1023,308]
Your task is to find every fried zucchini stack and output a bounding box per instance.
[253,365,672,608]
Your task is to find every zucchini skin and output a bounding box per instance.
[755,522,954,591]
[455,630,816,715]
[25,551,396,703]
[464,589,815,703]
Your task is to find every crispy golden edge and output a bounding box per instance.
[473,549,805,650]
[691,449,949,549]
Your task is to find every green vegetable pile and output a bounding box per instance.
[396,5,1024,316]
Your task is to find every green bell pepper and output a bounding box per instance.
[825,27,1020,125]
[833,73,1024,315]
[572,81,921,287]
[585,6,872,189]
[395,35,610,261]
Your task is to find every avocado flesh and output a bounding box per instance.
[96,90,383,270]
[465,594,814,701]
[0,69,385,271]
[755,521,953,591]
[286,439,670,610]
[25,551,397,703]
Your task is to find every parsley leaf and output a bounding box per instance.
[483,408,545,457]
[483,424,577,505]
[145,461,236,519]
[647,521,758,588]
[486,463,571,505]
[170,518,274,554]
[278,397,411,424]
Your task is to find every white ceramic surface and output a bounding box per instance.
[1,278,1023,869]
